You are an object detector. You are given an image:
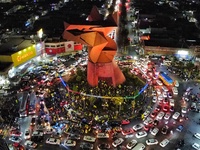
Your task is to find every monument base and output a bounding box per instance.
[87,60,125,87]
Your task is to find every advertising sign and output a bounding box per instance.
[11,45,37,67]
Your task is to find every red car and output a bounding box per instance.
[121,128,134,135]
[121,119,130,125]
[10,130,23,137]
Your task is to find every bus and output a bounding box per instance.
[19,92,29,117]
[159,72,173,86]
[28,92,36,115]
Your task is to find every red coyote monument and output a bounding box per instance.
[63,6,125,87]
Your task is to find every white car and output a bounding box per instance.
[181,107,187,114]
[172,87,178,95]
[162,86,169,92]
[24,130,30,140]
[83,136,96,143]
[126,139,137,149]
[112,138,124,147]
[157,111,165,120]
[46,138,61,145]
[152,96,157,103]
[192,143,200,150]
[135,131,147,138]
[156,88,161,94]
[156,80,163,86]
[164,112,171,120]
[63,140,76,147]
[143,117,153,125]
[163,92,167,98]
[24,140,37,148]
[172,112,180,120]
[160,139,169,147]
[169,99,175,106]
[146,139,158,145]
[194,133,200,140]
[96,133,109,139]
[150,127,159,136]
[133,123,144,131]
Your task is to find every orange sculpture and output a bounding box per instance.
[62,6,125,87]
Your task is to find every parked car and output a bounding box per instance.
[150,127,159,136]
[172,112,180,120]
[24,130,30,139]
[96,133,109,139]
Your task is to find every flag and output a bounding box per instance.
[64,41,74,52]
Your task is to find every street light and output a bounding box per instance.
[37,28,44,57]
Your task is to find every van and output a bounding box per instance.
[132,143,145,150]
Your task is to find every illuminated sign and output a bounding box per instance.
[12,45,37,67]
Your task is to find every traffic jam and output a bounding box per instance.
[5,55,200,150]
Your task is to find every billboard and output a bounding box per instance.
[11,45,37,67]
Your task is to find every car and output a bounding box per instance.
[186,87,193,92]
[150,127,159,136]
[192,143,200,150]
[160,139,169,147]
[156,79,163,86]
[172,87,178,95]
[169,99,175,106]
[112,138,124,147]
[24,130,30,139]
[96,133,109,139]
[63,140,76,147]
[121,119,130,125]
[97,143,110,150]
[182,107,187,114]
[176,125,184,132]
[152,96,157,103]
[44,127,54,134]
[10,130,23,137]
[121,128,134,135]
[170,106,175,112]
[163,98,169,104]
[80,142,94,150]
[24,140,37,148]
[83,136,96,143]
[167,92,173,98]
[172,112,180,120]
[9,136,22,143]
[163,92,167,98]
[68,133,81,140]
[30,117,36,126]
[143,110,151,118]
[150,111,157,118]
[161,125,169,134]
[143,117,153,126]
[156,88,161,94]
[146,139,158,145]
[174,80,179,87]
[132,123,144,131]
[153,119,159,126]
[155,105,161,112]
[156,111,165,120]
[163,105,169,112]
[194,133,200,140]
[164,112,171,120]
[126,139,137,149]
[32,131,43,137]
[46,138,61,145]
[135,131,147,138]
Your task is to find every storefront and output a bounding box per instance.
[11,45,37,67]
